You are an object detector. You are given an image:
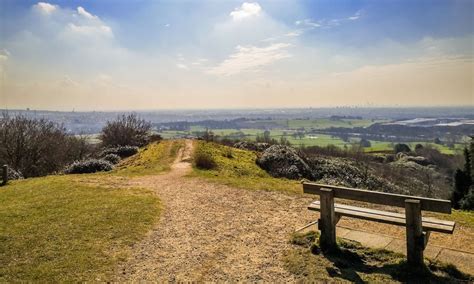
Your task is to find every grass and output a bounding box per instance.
[440,209,474,229]
[284,231,472,283]
[0,175,160,282]
[366,141,464,155]
[161,128,465,154]
[112,140,184,176]
[189,141,301,194]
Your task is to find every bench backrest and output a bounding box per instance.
[303,183,451,214]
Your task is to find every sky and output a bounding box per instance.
[0,0,473,111]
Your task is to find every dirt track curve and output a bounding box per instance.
[115,140,315,281]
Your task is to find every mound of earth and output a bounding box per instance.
[257,145,314,180]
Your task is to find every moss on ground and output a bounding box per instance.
[284,231,473,283]
[189,141,301,193]
[113,139,184,176]
[0,175,160,282]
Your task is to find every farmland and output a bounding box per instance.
[158,118,467,154]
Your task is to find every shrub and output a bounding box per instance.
[394,143,411,154]
[0,114,94,178]
[233,141,270,152]
[64,159,113,174]
[7,167,23,180]
[223,148,234,159]
[359,138,372,148]
[100,114,151,147]
[100,145,139,158]
[194,151,217,170]
[460,187,474,210]
[103,154,121,165]
[257,145,313,180]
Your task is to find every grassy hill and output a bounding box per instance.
[0,175,160,281]
[189,140,301,193]
[0,140,188,281]
[0,139,472,282]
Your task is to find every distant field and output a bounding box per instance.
[161,128,464,154]
[366,141,465,154]
[270,118,387,129]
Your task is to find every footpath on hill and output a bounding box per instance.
[115,139,315,281]
[115,140,474,281]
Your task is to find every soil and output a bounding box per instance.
[114,139,473,281]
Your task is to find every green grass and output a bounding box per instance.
[189,141,301,193]
[113,140,184,176]
[0,175,160,282]
[284,231,472,283]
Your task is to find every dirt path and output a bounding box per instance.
[114,140,473,280]
[115,140,315,281]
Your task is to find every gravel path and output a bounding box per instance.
[115,140,315,282]
[114,140,473,280]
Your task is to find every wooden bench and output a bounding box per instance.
[303,182,455,267]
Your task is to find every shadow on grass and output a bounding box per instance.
[285,231,472,283]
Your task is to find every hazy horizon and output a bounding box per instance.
[1,0,473,110]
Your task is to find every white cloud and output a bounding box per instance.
[66,23,113,38]
[77,6,98,20]
[176,63,189,70]
[295,11,363,32]
[295,19,321,28]
[191,58,208,65]
[0,49,10,59]
[348,11,362,21]
[230,2,262,21]
[33,2,57,14]
[207,43,291,76]
[285,30,303,37]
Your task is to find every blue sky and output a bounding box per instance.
[0,0,472,110]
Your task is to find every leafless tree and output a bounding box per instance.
[0,114,91,177]
[100,114,152,147]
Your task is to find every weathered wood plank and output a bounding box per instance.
[309,201,455,227]
[303,183,451,213]
[405,199,424,267]
[308,201,455,234]
[319,188,337,251]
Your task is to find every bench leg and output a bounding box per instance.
[405,199,424,267]
[319,188,337,251]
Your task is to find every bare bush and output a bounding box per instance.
[100,114,151,147]
[0,114,93,178]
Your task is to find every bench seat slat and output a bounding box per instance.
[320,202,455,227]
[308,201,455,234]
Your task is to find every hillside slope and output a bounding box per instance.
[1,139,472,282]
